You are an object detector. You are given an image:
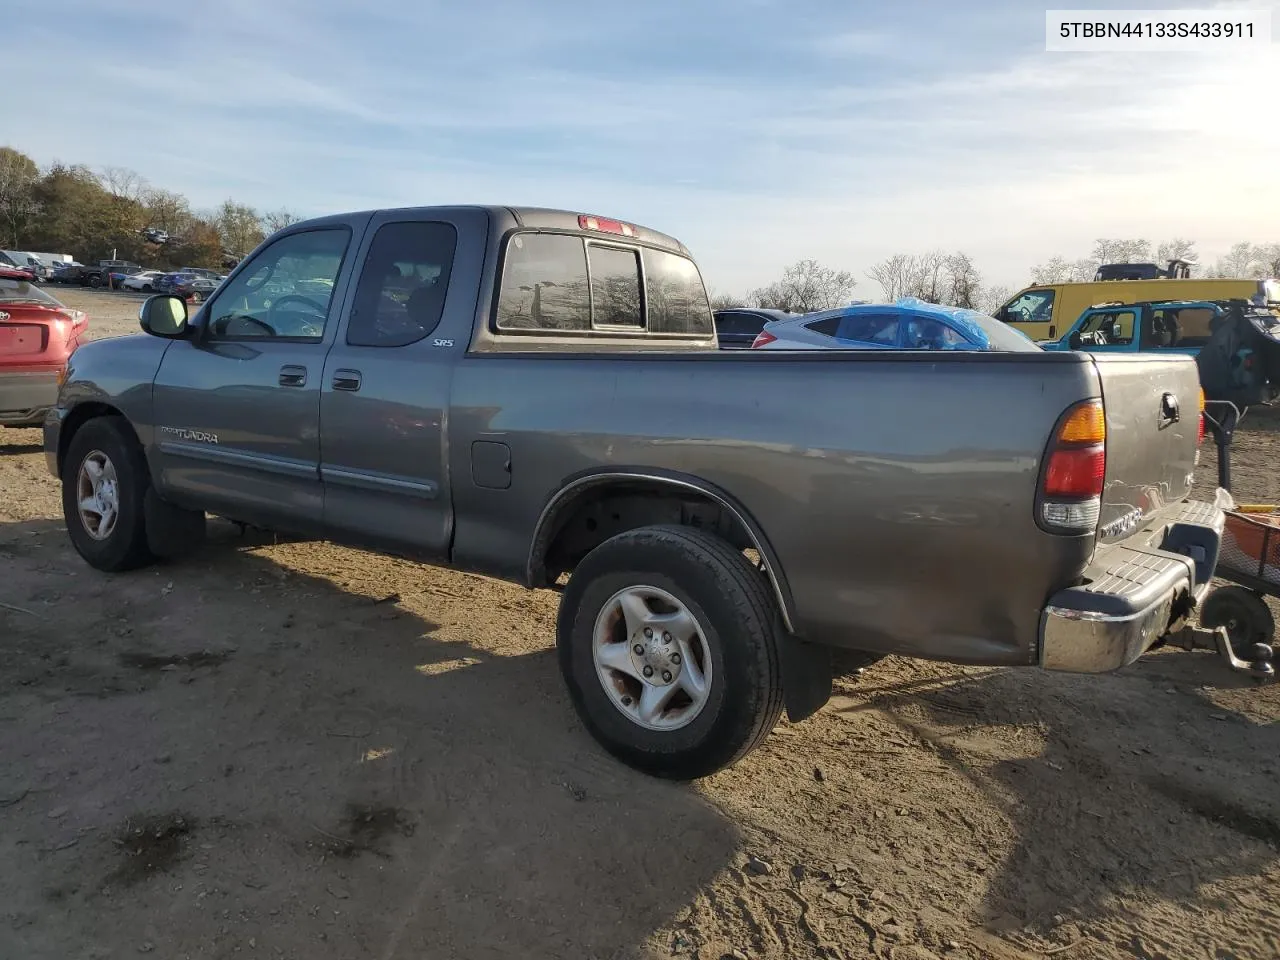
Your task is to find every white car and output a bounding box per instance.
[121,271,167,292]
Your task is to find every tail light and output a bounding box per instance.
[1039,398,1105,533]
[578,214,635,237]
[751,330,777,348]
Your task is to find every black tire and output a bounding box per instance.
[88,274,102,288]
[1200,586,1276,658]
[557,524,785,780]
[61,416,156,572]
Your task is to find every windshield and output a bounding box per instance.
[0,277,62,306]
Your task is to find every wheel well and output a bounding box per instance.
[531,477,795,631]
[58,402,133,474]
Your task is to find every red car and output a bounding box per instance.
[0,267,88,429]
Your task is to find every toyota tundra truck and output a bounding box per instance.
[43,205,1224,779]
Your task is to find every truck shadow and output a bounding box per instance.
[0,516,734,960]
[842,657,1280,936]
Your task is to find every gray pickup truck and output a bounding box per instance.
[44,205,1225,779]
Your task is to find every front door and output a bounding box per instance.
[318,211,478,558]
[150,222,365,532]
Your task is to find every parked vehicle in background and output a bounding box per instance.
[1,251,53,281]
[121,270,168,292]
[713,307,796,349]
[172,276,220,302]
[1040,299,1220,354]
[752,298,1040,352]
[80,260,142,288]
[1095,259,1193,281]
[44,204,1225,780]
[51,263,87,284]
[108,268,145,287]
[994,277,1280,341]
[0,267,88,428]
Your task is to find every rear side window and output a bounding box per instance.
[495,233,712,336]
[715,312,766,336]
[496,233,590,331]
[644,248,712,335]
[587,243,641,327]
[347,221,457,347]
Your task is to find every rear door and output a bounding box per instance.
[318,209,484,559]
[150,220,366,531]
[1091,353,1202,541]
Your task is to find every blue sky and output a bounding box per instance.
[5,0,1278,297]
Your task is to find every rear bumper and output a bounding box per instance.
[1039,498,1224,673]
[0,371,59,427]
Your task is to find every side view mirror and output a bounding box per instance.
[1068,331,1083,349]
[139,295,190,338]
[1048,325,1056,339]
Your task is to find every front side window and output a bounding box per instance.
[903,316,967,349]
[1004,289,1055,324]
[204,228,350,341]
[347,222,457,347]
[1079,309,1135,345]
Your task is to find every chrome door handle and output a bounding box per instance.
[333,369,362,392]
[279,365,307,387]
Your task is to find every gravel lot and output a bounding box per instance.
[3,288,1279,960]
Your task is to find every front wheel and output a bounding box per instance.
[61,417,156,572]
[557,525,784,780]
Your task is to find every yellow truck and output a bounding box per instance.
[995,276,1280,341]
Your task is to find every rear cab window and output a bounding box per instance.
[494,232,712,338]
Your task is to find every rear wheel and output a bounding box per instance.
[61,417,156,572]
[1200,585,1276,658]
[557,525,784,780]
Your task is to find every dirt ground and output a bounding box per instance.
[3,288,1279,960]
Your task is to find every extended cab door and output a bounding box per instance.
[317,208,487,558]
[150,220,366,531]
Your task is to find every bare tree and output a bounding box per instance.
[902,251,947,303]
[866,254,913,301]
[709,293,741,312]
[1255,242,1280,278]
[1091,238,1151,265]
[143,188,194,235]
[99,165,149,204]
[977,284,1012,316]
[1157,238,1198,266]
[261,208,303,235]
[1213,241,1262,278]
[943,252,981,309]
[750,259,857,313]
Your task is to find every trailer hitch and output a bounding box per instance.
[1166,622,1276,680]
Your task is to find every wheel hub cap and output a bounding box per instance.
[75,450,120,541]
[592,585,713,732]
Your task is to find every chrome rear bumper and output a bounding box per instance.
[1039,498,1224,673]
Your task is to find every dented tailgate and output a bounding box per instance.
[1090,352,1203,543]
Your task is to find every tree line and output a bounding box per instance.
[0,145,301,269]
[715,235,1279,316]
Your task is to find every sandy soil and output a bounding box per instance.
[2,289,1279,960]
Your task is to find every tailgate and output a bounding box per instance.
[1092,353,1202,543]
[0,321,48,357]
